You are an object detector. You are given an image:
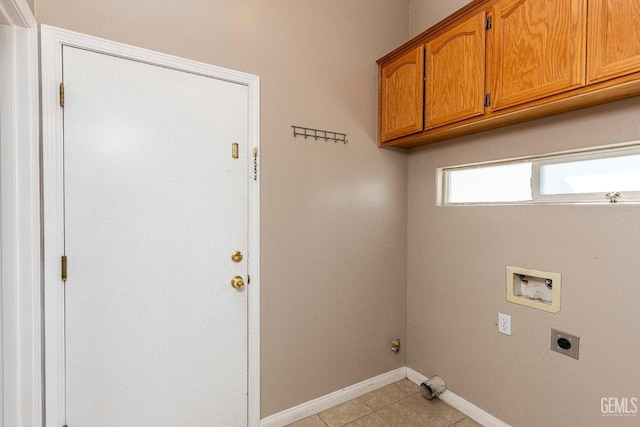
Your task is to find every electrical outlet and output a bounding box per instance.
[498,313,511,335]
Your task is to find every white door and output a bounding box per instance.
[62,46,249,426]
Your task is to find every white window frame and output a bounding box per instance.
[531,145,640,203]
[439,142,640,206]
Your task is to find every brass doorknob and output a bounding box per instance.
[231,251,243,263]
[231,276,245,290]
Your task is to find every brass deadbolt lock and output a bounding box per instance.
[231,251,243,263]
[231,276,245,290]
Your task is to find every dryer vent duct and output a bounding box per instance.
[420,375,446,400]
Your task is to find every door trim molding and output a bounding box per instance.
[0,1,40,426]
[0,0,36,27]
[40,25,261,426]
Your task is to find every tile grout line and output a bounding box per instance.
[319,382,408,427]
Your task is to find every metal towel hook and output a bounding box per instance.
[291,125,348,144]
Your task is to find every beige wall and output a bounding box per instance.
[408,98,640,427]
[409,0,470,37]
[35,0,410,418]
[408,2,640,426]
[37,0,640,425]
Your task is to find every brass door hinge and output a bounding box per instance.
[232,142,239,159]
[59,83,65,108]
[61,256,67,281]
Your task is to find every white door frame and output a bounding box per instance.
[0,1,41,427]
[40,25,261,427]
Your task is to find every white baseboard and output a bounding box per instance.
[406,368,510,427]
[260,367,509,427]
[260,367,407,427]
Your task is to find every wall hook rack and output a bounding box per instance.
[292,125,348,144]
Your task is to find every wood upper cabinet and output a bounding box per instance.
[377,0,640,148]
[379,45,424,142]
[490,0,586,111]
[426,12,486,129]
[587,0,640,84]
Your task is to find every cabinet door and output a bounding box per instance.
[491,0,586,111]
[588,0,640,84]
[379,45,424,142]
[426,12,486,129]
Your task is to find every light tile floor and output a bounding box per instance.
[286,380,482,427]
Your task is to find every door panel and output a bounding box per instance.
[426,12,486,128]
[63,46,248,426]
[491,0,586,110]
[379,45,424,142]
[587,0,640,84]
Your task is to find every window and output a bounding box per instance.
[440,143,640,205]
[446,162,532,203]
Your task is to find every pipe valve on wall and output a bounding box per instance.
[390,339,400,353]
